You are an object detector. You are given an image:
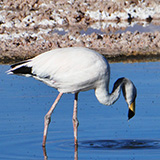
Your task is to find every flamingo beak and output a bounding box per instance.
[128,101,135,120]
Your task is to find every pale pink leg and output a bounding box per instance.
[42,92,63,147]
[72,93,79,146]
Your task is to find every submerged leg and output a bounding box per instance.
[42,92,63,147]
[72,93,79,146]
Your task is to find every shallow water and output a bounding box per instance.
[54,23,160,35]
[1,61,160,159]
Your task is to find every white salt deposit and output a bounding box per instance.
[0,0,160,52]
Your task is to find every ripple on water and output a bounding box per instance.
[78,139,160,150]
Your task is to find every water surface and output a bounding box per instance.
[1,61,160,159]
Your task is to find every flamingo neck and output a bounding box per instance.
[95,84,121,106]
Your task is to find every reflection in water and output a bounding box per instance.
[42,139,160,159]
[42,146,48,160]
[42,145,78,160]
[74,145,78,160]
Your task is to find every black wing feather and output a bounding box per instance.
[10,60,33,75]
[11,60,31,68]
[12,66,32,74]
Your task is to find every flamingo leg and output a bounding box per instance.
[72,93,79,146]
[42,92,63,147]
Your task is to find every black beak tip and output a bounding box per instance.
[128,109,135,120]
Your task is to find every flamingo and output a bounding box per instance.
[7,47,137,147]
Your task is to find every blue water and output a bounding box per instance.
[1,61,160,159]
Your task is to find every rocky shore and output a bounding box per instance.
[1,0,160,63]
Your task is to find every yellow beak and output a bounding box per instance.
[128,101,135,120]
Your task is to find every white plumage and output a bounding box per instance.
[7,47,137,147]
[16,47,109,93]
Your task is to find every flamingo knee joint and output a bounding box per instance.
[45,114,51,125]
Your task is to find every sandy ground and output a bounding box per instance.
[1,0,160,63]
